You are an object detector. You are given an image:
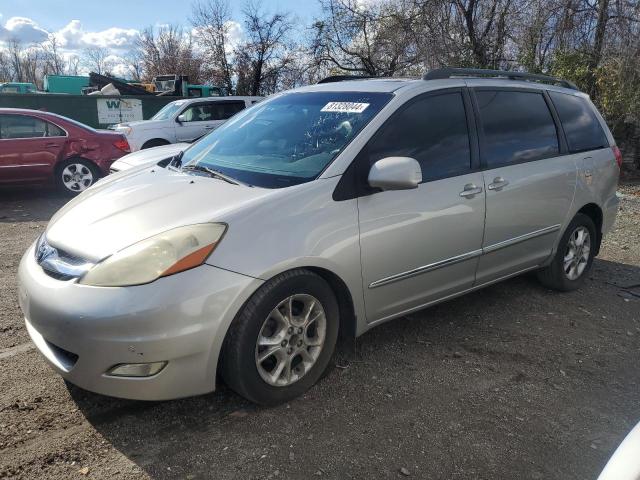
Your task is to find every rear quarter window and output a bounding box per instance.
[549,92,609,153]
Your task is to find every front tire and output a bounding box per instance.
[55,159,100,196]
[221,269,339,406]
[537,213,597,291]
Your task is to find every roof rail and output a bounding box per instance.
[423,68,578,90]
[317,75,376,84]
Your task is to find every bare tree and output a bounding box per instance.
[81,46,113,75]
[0,49,11,81]
[136,25,202,82]
[41,34,65,76]
[311,0,422,76]
[123,51,144,81]
[236,1,294,95]
[67,54,81,76]
[191,0,235,93]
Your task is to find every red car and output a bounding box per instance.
[0,108,130,195]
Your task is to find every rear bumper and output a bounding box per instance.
[18,243,262,400]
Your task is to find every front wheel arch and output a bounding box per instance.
[219,268,341,405]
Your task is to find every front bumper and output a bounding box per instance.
[18,244,262,400]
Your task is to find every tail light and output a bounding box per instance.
[113,137,130,153]
[612,145,623,169]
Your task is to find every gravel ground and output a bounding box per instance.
[0,184,639,480]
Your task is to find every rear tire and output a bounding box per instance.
[141,138,170,149]
[221,269,339,406]
[55,159,100,196]
[537,213,597,291]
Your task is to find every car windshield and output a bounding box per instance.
[180,91,392,188]
[152,101,186,120]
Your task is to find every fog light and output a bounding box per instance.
[106,361,167,377]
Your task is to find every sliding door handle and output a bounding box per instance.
[487,177,509,191]
[459,184,483,198]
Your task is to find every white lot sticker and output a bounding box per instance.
[321,102,370,113]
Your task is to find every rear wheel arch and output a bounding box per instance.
[577,203,603,254]
[141,138,171,149]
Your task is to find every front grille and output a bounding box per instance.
[41,268,75,281]
[35,236,93,281]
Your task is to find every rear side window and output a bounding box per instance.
[549,92,609,153]
[213,101,246,119]
[476,90,559,168]
[368,91,471,181]
[46,121,66,137]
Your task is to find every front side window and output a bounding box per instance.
[0,115,47,139]
[181,91,392,188]
[367,91,471,181]
[180,104,212,122]
[476,90,559,168]
[152,101,186,121]
[181,101,246,122]
[549,92,609,153]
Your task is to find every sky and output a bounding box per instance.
[0,0,321,76]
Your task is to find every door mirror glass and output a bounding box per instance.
[368,157,422,190]
[176,114,187,124]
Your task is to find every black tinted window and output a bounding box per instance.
[549,92,608,153]
[215,101,245,119]
[0,114,47,139]
[369,92,471,181]
[476,90,559,167]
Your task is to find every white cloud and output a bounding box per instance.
[55,20,139,51]
[0,16,49,43]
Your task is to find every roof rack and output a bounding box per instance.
[317,75,376,84]
[423,68,578,90]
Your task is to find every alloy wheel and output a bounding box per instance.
[563,226,591,281]
[61,163,94,192]
[255,294,327,387]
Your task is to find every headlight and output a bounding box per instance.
[80,223,226,287]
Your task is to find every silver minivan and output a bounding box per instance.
[18,68,620,405]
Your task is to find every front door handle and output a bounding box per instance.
[459,184,483,198]
[487,177,509,191]
[204,125,215,130]
[45,143,61,148]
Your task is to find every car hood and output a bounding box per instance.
[111,143,188,170]
[45,167,273,262]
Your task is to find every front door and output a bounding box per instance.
[356,89,486,323]
[471,88,577,284]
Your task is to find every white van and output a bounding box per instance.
[113,96,263,151]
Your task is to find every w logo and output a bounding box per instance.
[106,100,120,109]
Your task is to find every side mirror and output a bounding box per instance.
[368,157,422,191]
[176,114,187,124]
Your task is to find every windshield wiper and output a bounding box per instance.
[182,164,249,186]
